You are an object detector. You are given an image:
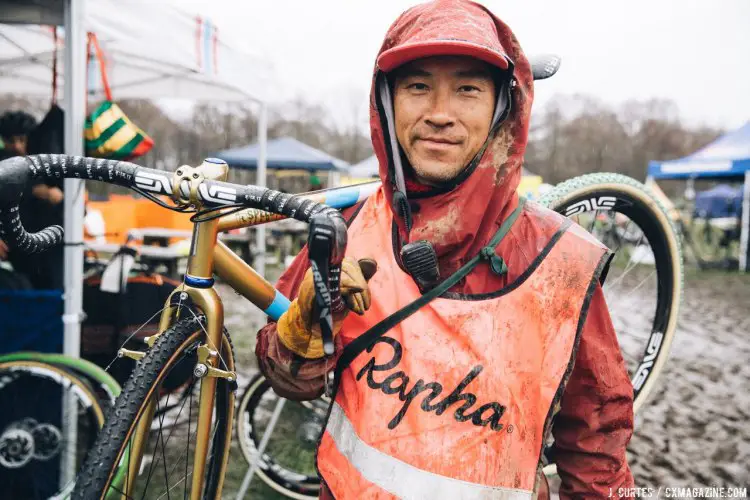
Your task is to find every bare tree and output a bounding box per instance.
[2,90,724,193]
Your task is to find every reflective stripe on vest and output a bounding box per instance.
[325,401,534,500]
[317,188,609,499]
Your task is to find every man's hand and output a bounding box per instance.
[47,187,64,205]
[0,239,8,260]
[277,257,377,359]
[31,185,64,205]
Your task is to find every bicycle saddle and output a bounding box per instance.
[530,54,561,81]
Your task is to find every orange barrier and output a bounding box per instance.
[87,194,193,244]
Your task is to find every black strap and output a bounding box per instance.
[333,198,526,386]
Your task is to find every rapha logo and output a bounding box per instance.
[564,196,617,216]
[135,170,172,194]
[198,184,237,205]
[357,337,508,432]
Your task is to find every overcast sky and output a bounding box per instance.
[176,0,750,132]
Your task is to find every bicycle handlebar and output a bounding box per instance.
[0,154,347,251]
[0,154,350,356]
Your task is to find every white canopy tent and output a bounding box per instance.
[2,0,273,486]
[1,1,274,101]
[1,0,272,375]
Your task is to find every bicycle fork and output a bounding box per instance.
[121,285,235,500]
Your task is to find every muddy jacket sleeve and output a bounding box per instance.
[255,245,339,401]
[255,204,364,399]
[552,284,636,498]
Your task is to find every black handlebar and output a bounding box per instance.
[0,155,140,253]
[0,154,346,246]
[0,156,349,337]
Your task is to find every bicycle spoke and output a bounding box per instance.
[158,393,221,500]
[108,482,137,500]
[157,471,194,500]
[619,269,657,302]
[146,377,201,498]
[141,395,169,500]
[605,232,647,297]
[160,383,199,488]
[126,425,132,499]
[613,219,634,254]
[184,386,192,500]
[160,405,172,500]
[589,209,600,233]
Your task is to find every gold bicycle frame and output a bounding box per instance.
[119,161,333,499]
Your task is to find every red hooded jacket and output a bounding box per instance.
[256,1,635,497]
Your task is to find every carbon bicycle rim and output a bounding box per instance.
[540,173,683,413]
[236,373,324,500]
[72,317,235,500]
[0,360,105,500]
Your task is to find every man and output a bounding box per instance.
[0,110,64,288]
[256,1,635,498]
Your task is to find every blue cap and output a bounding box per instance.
[205,157,227,165]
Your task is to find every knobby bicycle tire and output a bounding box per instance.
[72,317,235,500]
[540,172,683,413]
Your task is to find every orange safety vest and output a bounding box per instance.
[317,188,610,499]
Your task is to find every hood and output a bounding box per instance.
[369,0,534,279]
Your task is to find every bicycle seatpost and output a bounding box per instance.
[307,213,347,356]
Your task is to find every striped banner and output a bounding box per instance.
[195,16,219,75]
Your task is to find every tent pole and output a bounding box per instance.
[740,170,750,273]
[255,102,268,278]
[61,0,86,488]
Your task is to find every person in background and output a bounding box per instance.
[0,110,65,289]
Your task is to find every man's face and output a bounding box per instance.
[3,135,28,156]
[393,56,496,186]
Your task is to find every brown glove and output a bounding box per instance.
[277,257,377,359]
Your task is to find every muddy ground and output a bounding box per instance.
[219,267,750,497]
[626,270,750,489]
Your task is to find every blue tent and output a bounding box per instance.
[693,184,743,219]
[213,137,349,171]
[647,121,750,272]
[647,122,750,180]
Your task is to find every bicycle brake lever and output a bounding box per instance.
[308,214,346,356]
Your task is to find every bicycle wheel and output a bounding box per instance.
[0,360,105,500]
[236,373,325,500]
[540,173,683,413]
[0,352,121,407]
[73,316,235,500]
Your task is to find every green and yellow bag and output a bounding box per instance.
[84,33,153,160]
